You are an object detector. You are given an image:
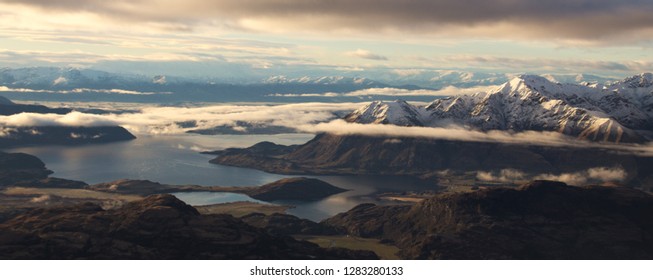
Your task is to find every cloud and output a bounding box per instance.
[0,111,118,127]
[477,167,628,185]
[391,69,424,77]
[0,86,171,95]
[1,101,652,156]
[533,167,628,185]
[297,119,653,155]
[5,0,653,43]
[346,49,388,61]
[477,169,527,182]
[270,85,494,98]
[0,102,363,134]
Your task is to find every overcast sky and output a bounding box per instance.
[1,0,652,79]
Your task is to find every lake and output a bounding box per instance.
[7,133,436,221]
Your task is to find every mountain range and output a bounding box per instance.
[0,67,624,103]
[0,67,418,103]
[346,73,653,143]
[209,73,653,188]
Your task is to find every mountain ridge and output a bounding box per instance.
[322,180,653,259]
[346,73,653,143]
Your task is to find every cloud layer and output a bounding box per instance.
[1,102,652,156]
[299,119,653,156]
[270,86,496,98]
[6,0,653,42]
[0,86,171,95]
[0,103,361,134]
[476,167,628,186]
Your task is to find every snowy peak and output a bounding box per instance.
[613,73,653,89]
[346,74,653,144]
[0,67,144,88]
[345,100,424,126]
[263,75,380,86]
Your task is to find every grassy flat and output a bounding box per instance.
[195,201,290,217]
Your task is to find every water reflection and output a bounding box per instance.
[6,133,438,221]
[170,192,265,205]
[6,134,312,186]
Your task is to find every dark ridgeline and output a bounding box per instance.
[209,133,653,189]
[0,194,377,260]
[322,181,653,259]
[0,126,136,147]
[0,96,136,148]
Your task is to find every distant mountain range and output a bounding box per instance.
[0,67,622,103]
[346,73,653,143]
[0,67,416,103]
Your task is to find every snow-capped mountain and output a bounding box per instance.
[365,70,615,88]
[344,100,424,126]
[262,75,383,86]
[0,67,142,87]
[345,73,653,143]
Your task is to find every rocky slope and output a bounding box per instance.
[0,126,136,147]
[210,133,653,188]
[345,73,653,143]
[322,181,653,259]
[0,194,377,259]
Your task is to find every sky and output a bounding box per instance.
[1,0,653,79]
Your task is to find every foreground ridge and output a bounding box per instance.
[323,180,653,259]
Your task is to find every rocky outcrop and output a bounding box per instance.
[323,181,653,259]
[244,177,347,202]
[0,194,377,259]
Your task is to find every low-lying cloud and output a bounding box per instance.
[270,85,494,98]
[477,167,628,186]
[0,86,171,95]
[0,111,118,127]
[298,119,653,156]
[0,102,362,135]
[1,102,653,156]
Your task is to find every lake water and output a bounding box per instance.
[7,134,437,221]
